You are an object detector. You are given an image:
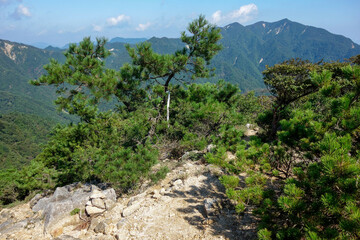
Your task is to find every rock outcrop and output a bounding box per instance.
[30,183,116,235]
[0,159,258,240]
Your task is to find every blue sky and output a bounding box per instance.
[0,0,359,47]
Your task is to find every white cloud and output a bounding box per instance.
[11,4,31,19]
[211,3,258,25]
[136,22,151,31]
[92,24,102,32]
[211,10,222,24]
[107,14,130,26]
[230,4,258,22]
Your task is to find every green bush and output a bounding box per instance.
[219,175,239,189]
[265,134,360,239]
[70,208,80,216]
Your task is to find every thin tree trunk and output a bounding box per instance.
[160,73,175,116]
[167,90,170,127]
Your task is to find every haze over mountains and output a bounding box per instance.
[1,18,359,119]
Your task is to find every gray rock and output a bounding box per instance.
[86,206,105,216]
[53,186,71,201]
[90,189,106,199]
[43,198,73,230]
[31,196,51,212]
[31,183,116,232]
[29,193,43,208]
[0,219,14,233]
[71,188,92,206]
[103,188,116,202]
[122,201,142,217]
[127,192,146,207]
[0,219,28,234]
[94,222,107,234]
[92,198,106,209]
[104,199,115,210]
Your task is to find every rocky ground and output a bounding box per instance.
[0,149,259,240]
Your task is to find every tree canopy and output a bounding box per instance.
[30,15,222,115]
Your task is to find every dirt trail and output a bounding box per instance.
[0,161,258,240]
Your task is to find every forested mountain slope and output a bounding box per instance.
[1,19,359,117]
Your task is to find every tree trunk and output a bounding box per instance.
[271,105,279,138]
[166,90,170,127]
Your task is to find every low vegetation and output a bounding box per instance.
[210,58,360,239]
[0,15,359,240]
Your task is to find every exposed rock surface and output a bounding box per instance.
[0,160,258,239]
[244,123,258,138]
[29,183,116,234]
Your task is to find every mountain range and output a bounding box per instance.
[1,18,359,119]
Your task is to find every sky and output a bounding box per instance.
[0,0,359,47]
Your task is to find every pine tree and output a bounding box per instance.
[30,37,117,122]
[123,15,222,113]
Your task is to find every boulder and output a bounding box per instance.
[104,199,115,210]
[91,198,106,209]
[29,193,43,208]
[42,198,74,231]
[122,201,142,217]
[103,188,116,202]
[31,184,116,233]
[86,206,105,216]
[90,189,106,199]
[94,221,107,234]
[53,186,71,201]
[31,196,51,212]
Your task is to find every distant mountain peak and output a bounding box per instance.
[223,22,245,30]
[278,18,291,23]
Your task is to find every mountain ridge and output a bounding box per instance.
[0,18,359,118]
